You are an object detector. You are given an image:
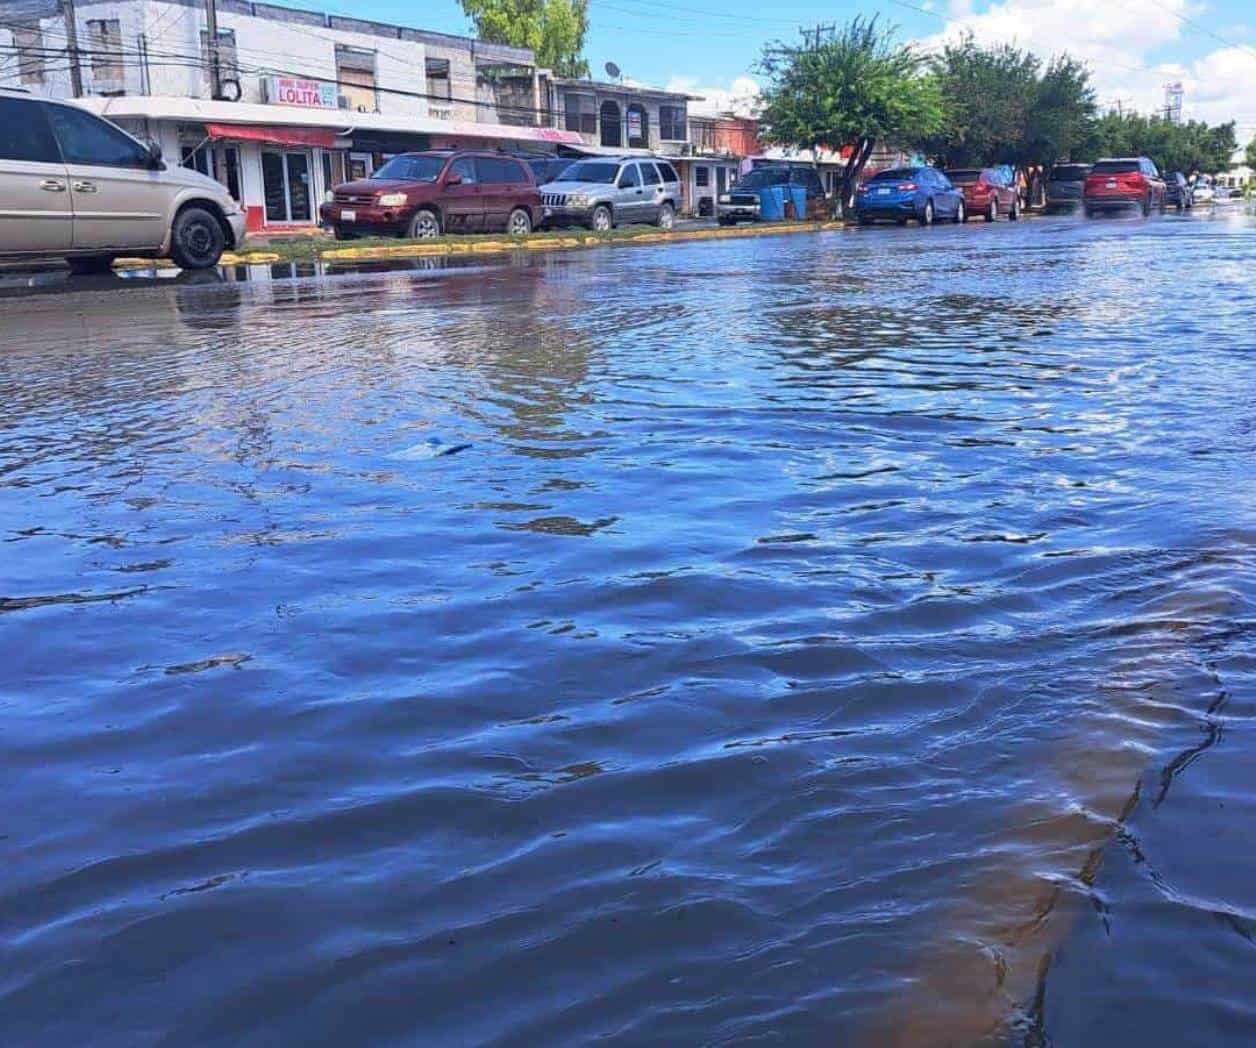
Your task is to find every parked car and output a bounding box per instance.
[1044,163,1091,212]
[1163,171,1192,210]
[1083,157,1167,217]
[539,156,682,231]
[716,163,828,224]
[320,150,541,239]
[0,90,245,272]
[1192,178,1216,205]
[854,166,967,225]
[943,166,1020,221]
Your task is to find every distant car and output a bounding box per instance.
[540,156,682,231]
[1163,171,1192,210]
[716,163,828,224]
[1044,163,1091,212]
[854,166,967,226]
[321,150,541,239]
[1192,180,1216,204]
[1083,157,1167,217]
[943,166,1020,221]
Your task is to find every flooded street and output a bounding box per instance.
[3,212,1255,1045]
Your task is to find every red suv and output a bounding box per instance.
[1084,157,1166,217]
[320,150,542,239]
[943,167,1021,221]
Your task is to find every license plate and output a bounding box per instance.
[340,209,356,222]
[877,187,890,195]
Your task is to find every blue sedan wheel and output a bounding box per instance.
[921,199,935,226]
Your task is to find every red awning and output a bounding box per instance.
[203,123,338,148]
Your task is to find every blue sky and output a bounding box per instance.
[330,0,1256,140]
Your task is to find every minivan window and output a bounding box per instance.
[563,161,619,183]
[372,154,444,181]
[45,104,150,168]
[640,162,661,185]
[0,99,61,163]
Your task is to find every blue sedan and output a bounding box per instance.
[854,166,967,226]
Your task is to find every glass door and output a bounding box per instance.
[262,149,312,223]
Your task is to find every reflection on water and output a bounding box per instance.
[1,214,1254,1045]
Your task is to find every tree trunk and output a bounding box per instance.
[837,137,876,217]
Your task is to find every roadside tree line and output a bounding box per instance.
[756,18,1242,214]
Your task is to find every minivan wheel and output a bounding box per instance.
[409,209,442,239]
[657,203,675,230]
[67,254,116,275]
[169,207,226,270]
[590,205,613,232]
[508,208,532,236]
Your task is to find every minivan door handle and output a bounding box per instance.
[40,179,66,192]
[73,181,98,193]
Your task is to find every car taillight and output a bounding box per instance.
[898,182,917,191]
[857,183,870,193]
[1119,173,1147,191]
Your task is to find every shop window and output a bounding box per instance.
[262,150,313,223]
[336,47,377,113]
[87,19,123,85]
[13,25,44,85]
[564,93,596,135]
[695,166,710,188]
[659,105,686,141]
[182,143,241,201]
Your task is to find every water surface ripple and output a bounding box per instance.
[2,214,1255,1045]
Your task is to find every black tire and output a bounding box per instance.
[954,200,966,224]
[1009,199,1020,221]
[657,202,675,230]
[409,209,442,239]
[169,206,226,270]
[718,216,734,226]
[66,254,116,275]
[332,226,357,241]
[921,199,935,226]
[507,207,532,236]
[590,204,613,232]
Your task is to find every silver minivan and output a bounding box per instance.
[539,157,682,231]
[0,91,246,272]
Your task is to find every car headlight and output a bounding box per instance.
[376,193,408,207]
[569,193,592,207]
[719,194,731,204]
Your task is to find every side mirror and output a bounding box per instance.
[145,139,164,169]
[445,172,462,186]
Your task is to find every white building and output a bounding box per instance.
[0,0,584,232]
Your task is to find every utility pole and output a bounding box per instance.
[63,0,83,98]
[802,23,835,49]
[204,0,228,191]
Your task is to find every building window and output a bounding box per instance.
[691,119,715,153]
[425,58,451,100]
[199,29,238,94]
[626,103,649,149]
[659,104,686,141]
[563,93,596,135]
[336,47,377,113]
[181,142,241,201]
[599,99,621,148]
[262,150,313,223]
[87,19,124,85]
[13,24,44,85]
[695,166,710,188]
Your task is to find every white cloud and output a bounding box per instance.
[664,74,760,117]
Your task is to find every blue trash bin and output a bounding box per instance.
[758,185,786,221]
[788,185,808,220]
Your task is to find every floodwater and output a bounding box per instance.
[2,211,1255,1046]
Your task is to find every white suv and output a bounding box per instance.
[539,157,682,231]
[0,91,245,272]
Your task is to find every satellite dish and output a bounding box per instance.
[605,61,621,80]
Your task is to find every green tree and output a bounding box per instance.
[460,0,589,79]
[1025,55,1096,165]
[1247,137,1256,170]
[756,17,945,214]
[1084,112,1237,175]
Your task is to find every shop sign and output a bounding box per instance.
[627,109,643,141]
[266,76,338,108]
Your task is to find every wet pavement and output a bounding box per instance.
[2,210,1255,1045]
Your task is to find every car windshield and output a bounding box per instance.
[371,155,446,181]
[560,161,620,183]
[1091,160,1140,175]
[872,168,919,181]
[738,167,791,189]
[1049,165,1089,181]
[945,169,982,184]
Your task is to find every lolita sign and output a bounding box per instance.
[267,76,338,108]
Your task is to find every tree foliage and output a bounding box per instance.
[1083,113,1237,175]
[460,0,589,79]
[1247,137,1256,171]
[756,17,945,213]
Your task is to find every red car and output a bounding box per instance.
[1083,157,1167,218]
[943,167,1021,221]
[320,150,541,239]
